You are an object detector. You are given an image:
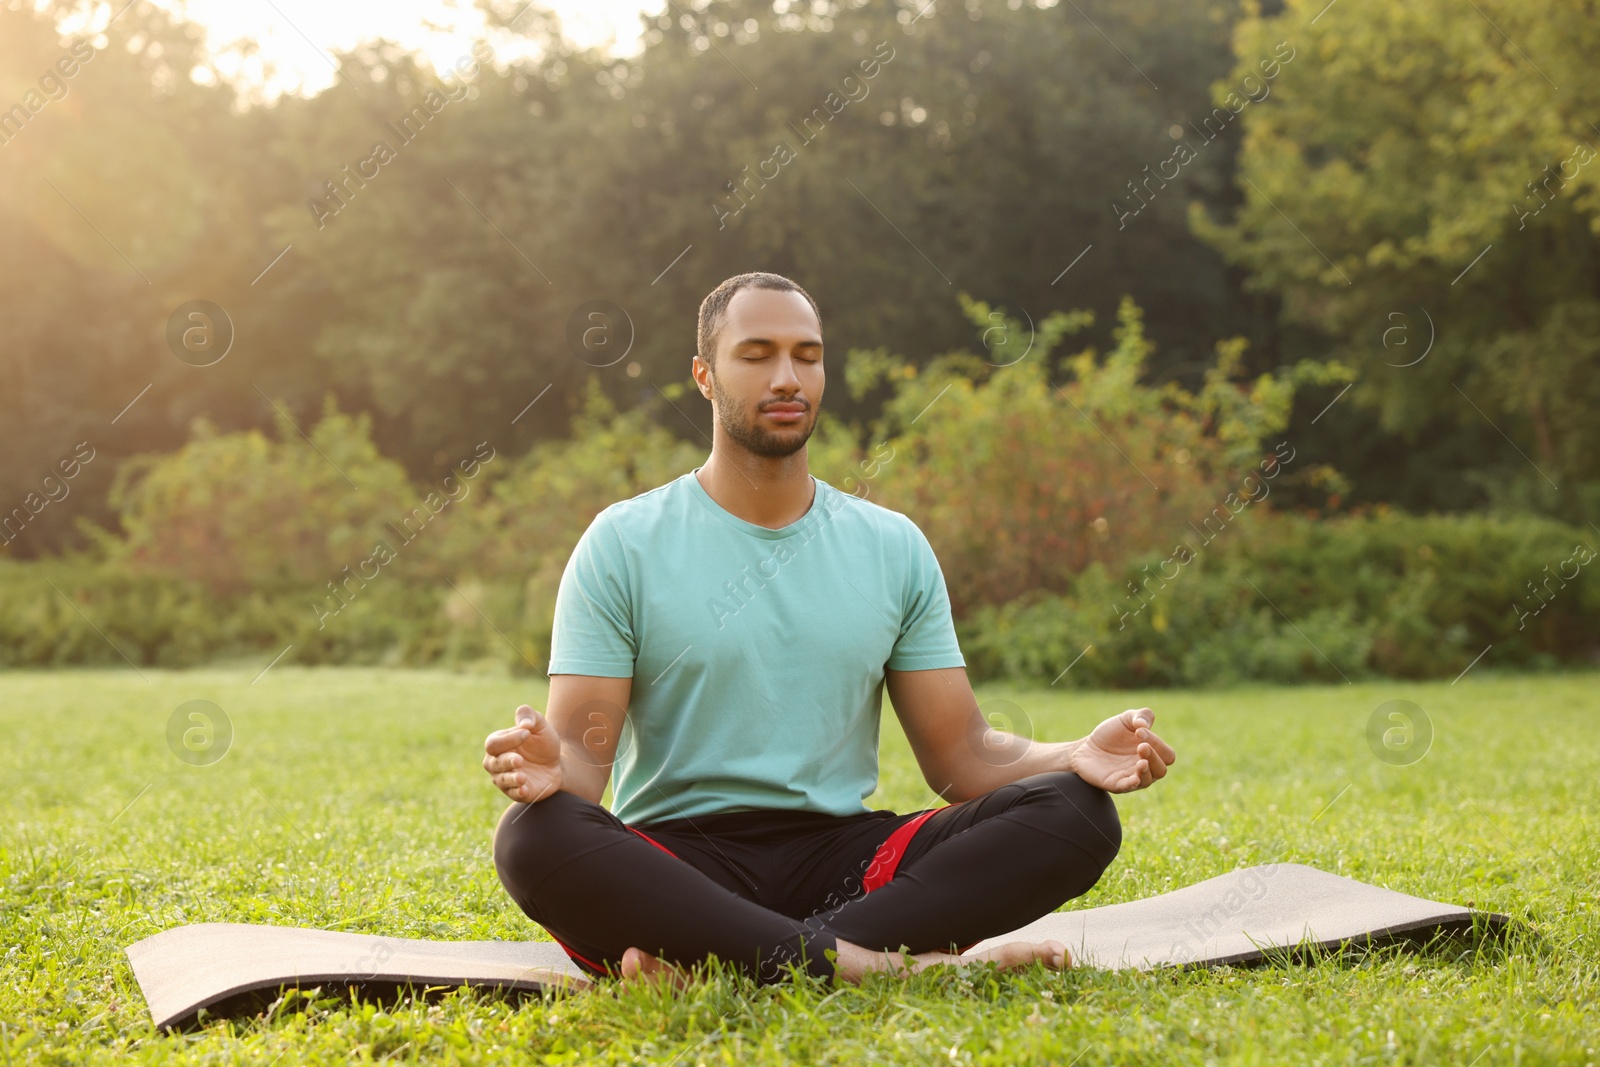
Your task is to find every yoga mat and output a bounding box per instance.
[126,863,1505,1029]
[963,863,1506,967]
[124,924,591,1031]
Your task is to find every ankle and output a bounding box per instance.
[832,938,919,982]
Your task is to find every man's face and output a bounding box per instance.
[696,287,824,459]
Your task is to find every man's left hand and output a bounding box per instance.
[1068,708,1176,793]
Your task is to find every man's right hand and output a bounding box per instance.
[483,704,563,803]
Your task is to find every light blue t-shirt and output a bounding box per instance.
[546,468,966,826]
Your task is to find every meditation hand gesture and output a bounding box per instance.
[482,704,563,803]
[1068,708,1175,793]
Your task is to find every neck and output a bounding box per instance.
[696,447,814,530]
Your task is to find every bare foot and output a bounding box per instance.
[614,939,1069,989]
[958,939,1072,972]
[833,937,1071,982]
[617,946,691,990]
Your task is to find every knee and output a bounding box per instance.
[492,790,598,894]
[1027,770,1122,875]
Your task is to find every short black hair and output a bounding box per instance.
[696,272,822,367]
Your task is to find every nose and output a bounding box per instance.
[770,352,802,395]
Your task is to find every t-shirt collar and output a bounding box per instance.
[684,466,827,540]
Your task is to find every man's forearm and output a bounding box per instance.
[935,727,1081,802]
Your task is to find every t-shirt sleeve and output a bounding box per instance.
[886,519,966,671]
[546,510,638,677]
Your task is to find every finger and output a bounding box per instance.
[1138,742,1168,780]
[485,727,530,755]
[492,771,525,797]
[485,752,525,775]
[1136,743,1163,780]
[1139,729,1177,765]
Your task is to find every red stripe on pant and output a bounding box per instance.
[627,825,681,859]
[550,933,609,976]
[863,805,977,954]
[862,807,945,893]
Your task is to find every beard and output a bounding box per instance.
[709,370,817,459]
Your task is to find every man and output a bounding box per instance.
[484,272,1175,986]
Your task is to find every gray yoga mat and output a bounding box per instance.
[125,863,1505,1029]
[962,862,1505,967]
[126,923,591,1031]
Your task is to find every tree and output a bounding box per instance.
[0,0,324,556]
[1194,0,1600,519]
[268,0,1275,469]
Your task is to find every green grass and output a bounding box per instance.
[2,666,1596,1065]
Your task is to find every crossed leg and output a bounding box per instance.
[812,771,1122,955]
[491,771,1120,985]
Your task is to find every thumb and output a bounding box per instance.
[515,704,546,731]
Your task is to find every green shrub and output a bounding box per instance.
[467,380,703,673]
[91,397,420,596]
[961,511,1599,687]
[819,293,1347,615]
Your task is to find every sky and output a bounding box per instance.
[139,0,662,98]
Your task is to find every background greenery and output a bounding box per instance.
[3,297,1594,684]
[2,667,1594,1064]
[5,0,1598,684]
[6,0,1597,686]
[3,0,1598,539]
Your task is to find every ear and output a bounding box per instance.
[692,355,714,400]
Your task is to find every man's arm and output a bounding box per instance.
[483,674,632,805]
[884,666,1176,801]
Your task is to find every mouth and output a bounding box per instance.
[762,403,807,423]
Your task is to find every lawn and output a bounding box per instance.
[2,666,1596,1065]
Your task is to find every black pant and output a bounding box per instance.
[492,771,1121,984]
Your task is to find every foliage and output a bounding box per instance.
[0,383,702,673]
[962,510,1600,687]
[0,553,489,671]
[10,296,1597,688]
[468,381,704,673]
[0,0,1267,556]
[1193,0,1600,519]
[826,294,1346,614]
[88,397,423,595]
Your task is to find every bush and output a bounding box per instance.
[0,383,705,673]
[90,397,420,596]
[464,380,704,673]
[817,293,1347,615]
[960,510,1600,687]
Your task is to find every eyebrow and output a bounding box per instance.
[733,337,823,350]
